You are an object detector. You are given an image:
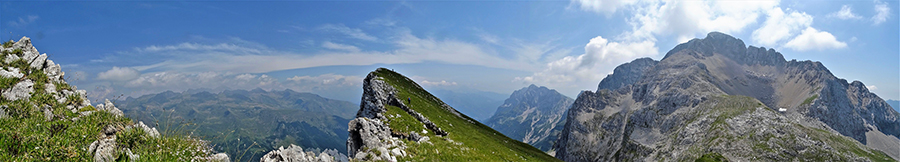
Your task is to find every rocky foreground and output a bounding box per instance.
[0,37,229,161]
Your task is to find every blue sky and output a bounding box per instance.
[1,0,897,103]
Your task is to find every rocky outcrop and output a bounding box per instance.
[260,144,348,162]
[346,72,410,161]
[554,32,899,161]
[485,84,573,152]
[0,37,229,161]
[597,58,658,91]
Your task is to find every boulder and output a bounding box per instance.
[2,79,33,101]
[0,67,23,78]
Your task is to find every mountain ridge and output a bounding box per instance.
[347,68,559,161]
[554,32,899,161]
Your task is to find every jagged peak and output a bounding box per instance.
[663,32,787,66]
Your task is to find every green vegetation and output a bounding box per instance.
[2,40,12,48]
[0,76,18,89]
[695,152,728,162]
[802,94,818,105]
[372,68,559,161]
[0,50,214,161]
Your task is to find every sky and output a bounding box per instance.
[1,0,897,103]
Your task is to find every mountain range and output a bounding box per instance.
[553,32,899,161]
[117,89,357,161]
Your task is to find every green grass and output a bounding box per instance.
[372,68,559,161]
[2,40,12,48]
[0,76,18,90]
[695,152,728,162]
[802,94,818,105]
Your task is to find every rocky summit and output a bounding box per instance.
[485,84,573,153]
[346,68,559,161]
[553,32,899,161]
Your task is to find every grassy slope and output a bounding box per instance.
[373,68,559,161]
[0,40,212,161]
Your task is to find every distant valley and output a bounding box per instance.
[117,89,357,161]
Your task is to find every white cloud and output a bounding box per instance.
[828,5,862,20]
[7,15,38,28]
[321,41,361,52]
[420,80,458,86]
[123,71,280,93]
[318,24,378,41]
[136,42,263,54]
[784,27,847,51]
[872,0,890,25]
[868,85,878,90]
[516,36,657,89]
[116,29,534,74]
[614,0,777,42]
[570,0,634,15]
[287,74,361,87]
[97,66,140,82]
[752,7,813,48]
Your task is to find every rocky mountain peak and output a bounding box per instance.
[487,84,574,152]
[554,32,900,161]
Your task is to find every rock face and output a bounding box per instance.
[260,144,348,162]
[346,72,411,161]
[597,58,658,91]
[485,84,573,152]
[553,32,900,161]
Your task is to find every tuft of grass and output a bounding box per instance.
[695,152,728,162]
[0,76,18,90]
[2,40,12,48]
[802,94,818,105]
[54,81,71,91]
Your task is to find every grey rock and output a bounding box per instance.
[0,105,7,118]
[43,106,53,121]
[209,153,231,162]
[3,53,19,64]
[134,121,160,138]
[3,79,33,101]
[95,99,124,117]
[88,135,117,162]
[347,118,403,161]
[43,59,63,82]
[29,53,47,69]
[485,84,573,151]
[260,144,347,162]
[0,67,23,78]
